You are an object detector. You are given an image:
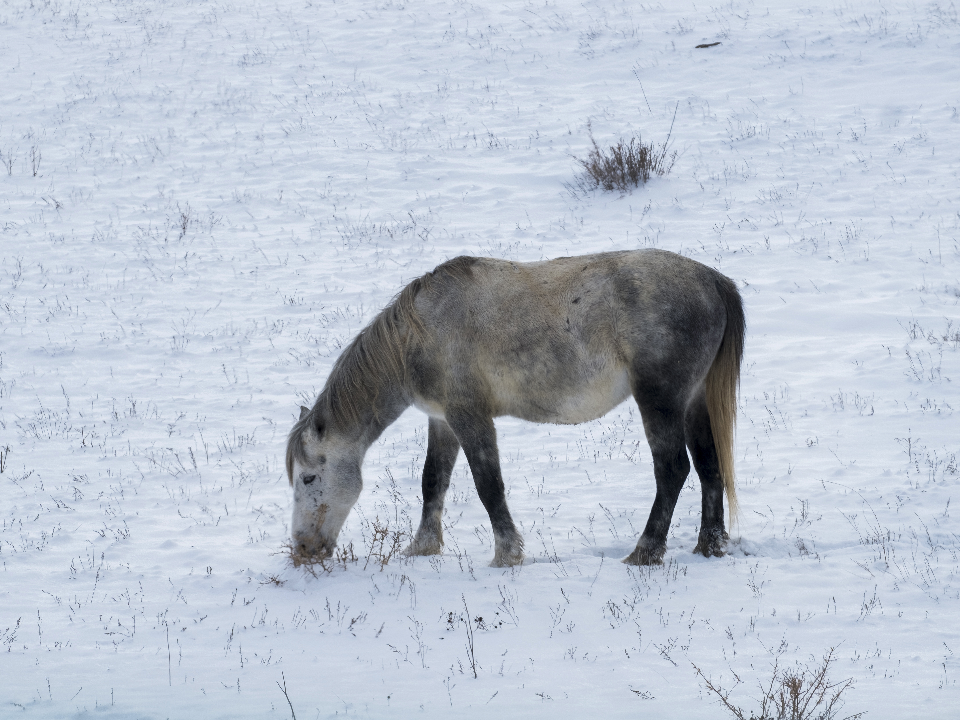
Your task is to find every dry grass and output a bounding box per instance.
[363,517,406,571]
[569,114,677,195]
[694,648,864,720]
[259,573,286,587]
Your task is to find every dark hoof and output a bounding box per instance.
[623,541,665,566]
[693,528,729,558]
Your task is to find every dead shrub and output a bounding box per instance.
[363,517,406,571]
[693,648,864,720]
[570,116,677,195]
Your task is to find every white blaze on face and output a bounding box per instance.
[290,427,362,559]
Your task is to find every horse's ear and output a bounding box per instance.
[299,405,309,420]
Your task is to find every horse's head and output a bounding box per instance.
[287,405,362,562]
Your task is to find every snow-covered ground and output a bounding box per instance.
[2,0,959,717]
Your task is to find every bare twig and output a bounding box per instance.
[462,595,478,678]
[166,625,171,687]
[277,672,297,719]
[632,65,652,113]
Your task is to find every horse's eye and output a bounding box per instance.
[303,474,317,485]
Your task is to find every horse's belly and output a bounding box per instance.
[554,369,633,423]
[500,367,633,425]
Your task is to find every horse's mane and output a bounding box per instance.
[286,256,477,480]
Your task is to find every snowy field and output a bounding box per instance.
[2,0,959,717]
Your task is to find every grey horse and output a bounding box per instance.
[286,249,745,567]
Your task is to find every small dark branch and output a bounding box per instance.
[462,594,478,679]
[658,102,679,171]
[177,202,192,241]
[632,64,652,113]
[696,41,722,48]
[336,541,358,569]
[693,663,748,720]
[30,145,41,176]
[0,148,15,175]
[166,625,172,687]
[278,672,297,720]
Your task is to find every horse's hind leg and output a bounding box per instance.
[404,418,460,557]
[685,391,728,557]
[445,409,524,567]
[624,388,691,566]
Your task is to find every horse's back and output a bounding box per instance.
[409,250,731,423]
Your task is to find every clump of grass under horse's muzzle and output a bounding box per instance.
[282,538,358,576]
[284,515,405,574]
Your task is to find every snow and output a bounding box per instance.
[1,0,959,717]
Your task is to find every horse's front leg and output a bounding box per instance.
[404,418,460,557]
[446,409,524,567]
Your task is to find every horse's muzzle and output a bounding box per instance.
[292,533,333,562]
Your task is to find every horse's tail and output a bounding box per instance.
[705,273,745,530]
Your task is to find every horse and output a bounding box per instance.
[286,249,745,567]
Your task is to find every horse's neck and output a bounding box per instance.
[361,390,409,447]
[329,370,409,451]
[329,319,413,448]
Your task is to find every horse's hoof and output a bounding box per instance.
[622,542,665,566]
[402,538,443,557]
[490,542,525,567]
[489,552,524,568]
[692,542,725,558]
[693,529,728,558]
[490,532,524,567]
